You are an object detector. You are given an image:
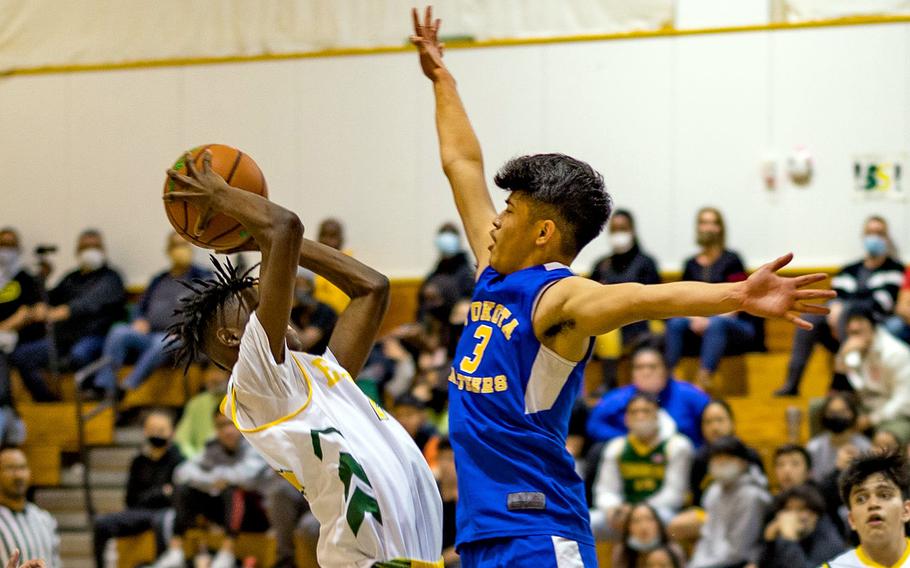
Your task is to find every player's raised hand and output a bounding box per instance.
[410,6,446,80]
[738,253,836,330]
[164,150,231,238]
[5,549,46,568]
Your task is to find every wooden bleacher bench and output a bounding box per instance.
[116,529,275,568]
[23,445,61,486]
[116,530,156,568]
[19,401,114,450]
[119,364,204,410]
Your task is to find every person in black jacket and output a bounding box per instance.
[420,222,475,310]
[758,484,847,567]
[776,215,904,396]
[0,228,41,443]
[92,409,183,568]
[589,209,661,344]
[10,229,126,400]
[589,209,661,389]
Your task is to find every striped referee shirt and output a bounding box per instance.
[0,504,60,567]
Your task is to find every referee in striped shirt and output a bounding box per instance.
[0,447,59,567]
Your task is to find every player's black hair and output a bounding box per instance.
[167,256,258,372]
[839,451,910,506]
[774,443,813,470]
[493,153,612,256]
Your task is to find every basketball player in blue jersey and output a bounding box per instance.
[410,7,837,567]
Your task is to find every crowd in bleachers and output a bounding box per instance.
[2,205,910,568]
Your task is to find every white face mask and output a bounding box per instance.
[709,462,743,483]
[609,231,634,254]
[629,420,659,440]
[78,248,105,271]
[626,536,661,552]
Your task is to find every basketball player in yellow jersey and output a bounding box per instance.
[825,452,910,567]
[164,152,443,568]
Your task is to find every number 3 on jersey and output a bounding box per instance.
[459,325,492,374]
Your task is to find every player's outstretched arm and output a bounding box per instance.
[411,6,496,272]
[296,239,390,377]
[165,151,303,363]
[539,253,836,339]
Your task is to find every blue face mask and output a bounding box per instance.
[864,235,888,258]
[435,231,460,256]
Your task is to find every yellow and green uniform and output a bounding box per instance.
[619,437,669,503]
[823,538,910,567]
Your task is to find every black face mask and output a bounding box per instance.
[147,436,169,448]
[821,415,853,434]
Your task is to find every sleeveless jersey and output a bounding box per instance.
[619,437,669,504]
[448,263,593,547]
[823,539,910,567]
[225,313,443,568]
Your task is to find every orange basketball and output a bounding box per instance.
[163,144,268,250]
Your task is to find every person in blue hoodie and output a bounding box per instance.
[587,338,710,446]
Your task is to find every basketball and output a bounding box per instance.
[163,144,268,250]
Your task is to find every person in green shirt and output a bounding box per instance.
[174,364,228,458]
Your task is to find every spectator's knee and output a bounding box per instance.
[665,317,689,334]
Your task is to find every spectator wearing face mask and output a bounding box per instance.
[10,229,126,401]
[0,228,40,444]
[289,267,337,355]
[589,209,661,389]
[591,393,693,540]
[92,409,184,568]
[757,484,846,568]
[689,436,772,568]
[668,399,767,543]
[590,209,660,346]
[587,338,710,447]
[664,207,761,390]
[776,215,904,396]
[421,223,475,308]
[807,392,871,482]
[93,233,208,398]
[612,503,686,568]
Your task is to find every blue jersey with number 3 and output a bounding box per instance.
[448,263,593,548]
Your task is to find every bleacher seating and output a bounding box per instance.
[12,271,835,567]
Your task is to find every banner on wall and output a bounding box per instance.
[853,154,906,199]
[0,0,673,75]
[785,0,910,21]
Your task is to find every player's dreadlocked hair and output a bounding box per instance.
[167,256,259,371]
